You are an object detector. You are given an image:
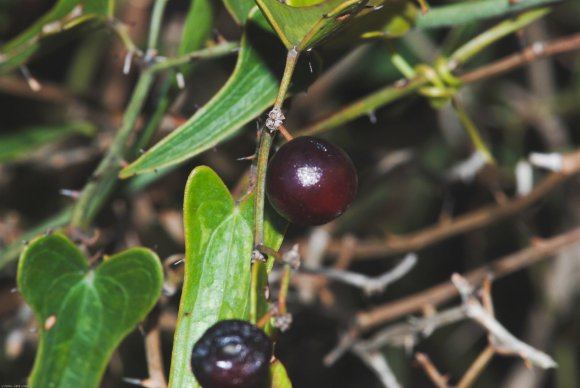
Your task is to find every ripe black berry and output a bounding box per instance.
[266,136,357,226]
[190,320,272,388]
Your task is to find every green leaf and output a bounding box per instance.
[119,15,281,178]
[271,360,293,388]
[255,0,369,51]
[180,0,215,55]
[169,166,287,387]
[415,0,560,29]
[17,234,162,388]
[0,121,96,163]
[169,166,254,387]
[222,0,255,24]
[0,0,113,73]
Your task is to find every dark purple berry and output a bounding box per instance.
[266,136,357,226]
[190,319,272,388]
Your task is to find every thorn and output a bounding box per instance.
[20,66,41,91]
[44,315,57,331]
[139,148,145,154]
[21,240,29,246]
[213,28,226,44]
[237,154,256,161]
[123,51,134,75]
[10,287,18,294]
[59,189,81,199]
[368,110,377,124]
[123,377,154,387]
[119,159,129,168]
[176,72,185,89]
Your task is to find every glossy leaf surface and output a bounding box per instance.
[222,0,255,24]
[17,234,162,388]
[180,0,215,55]
[169,166,285,387]
[119,14,282,178]
[255,0,369,51]
[271,360,293,388]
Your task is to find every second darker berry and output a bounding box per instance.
[266,136,357,226]
[190,319,272,388]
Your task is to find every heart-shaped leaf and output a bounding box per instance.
[169,166,286,387]
[255,0,369,51]
[17,233,163,388]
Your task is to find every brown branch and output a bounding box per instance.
[460,32,580,84]
[456,345,495,388]
[144,325,167,388]
[415,353,449,388]
[325,150,580,260]
[355,226,580,331]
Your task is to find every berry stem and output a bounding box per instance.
[253,48,300,249]
[277,265,291,316]
[277,124,294,142]
[253,130,273,250]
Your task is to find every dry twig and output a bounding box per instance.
[325,150,580,260]
[415,352,449,388]
[355,226,580,331]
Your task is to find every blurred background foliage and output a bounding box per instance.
[1,0,580,387]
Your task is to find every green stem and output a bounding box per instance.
[109,18,141,55]
[449,8,550,67]
[452,98,495,164]
[253,131,274,248]
[250,262,261,324]
[148,41,240,72]
[70,71,155,229]
[416,0,558,29]
[386,43,416,79]
[298,75,429,136]
[274,48,300,110]
[253,49,300,249]
[147,0,169,50]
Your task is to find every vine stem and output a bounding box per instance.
[456,345,495,388]
[253,48,300,250]
[253,131,274,249]
[147,0,169,51]
[70,71,155,229]
[452,97,495,164]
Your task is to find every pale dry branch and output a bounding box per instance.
[355,226,580,331]
[355,306,465,352]
[452,274,557,369]
[301,253,417,295]
[351,346,402,388]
